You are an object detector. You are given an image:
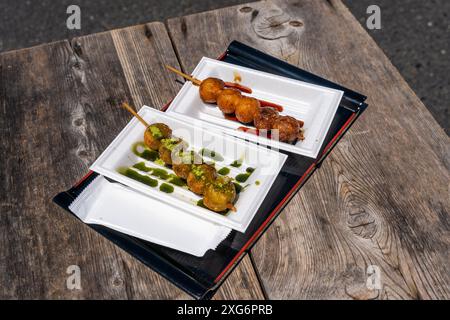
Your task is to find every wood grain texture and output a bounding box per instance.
[0,22,264,299]
[167,0,450,299]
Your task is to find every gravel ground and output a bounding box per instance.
[0,0,448,134]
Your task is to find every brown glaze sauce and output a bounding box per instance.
[258,99,284,112]
[224,82,252,94]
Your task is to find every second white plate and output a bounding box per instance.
[166,57,343,158]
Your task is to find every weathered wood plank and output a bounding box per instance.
[0,22,264,299]
[167,0,450,299]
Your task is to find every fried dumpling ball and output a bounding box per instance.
[216,88,241,114]
[254,107,279,130]
[271,115,301,143]
[144,123,172,150]
[158,138,188,165]
[172,151,203,180]
[203,176,236,212]
[199,77,225,103]
[187,164,217,195]
[235,96,261,124]
[172,164,191,180]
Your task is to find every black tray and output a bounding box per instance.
[54,41,368,299]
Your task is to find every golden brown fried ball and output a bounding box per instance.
[158,138,187,165]
[199,78,225,103]
[203,176,236,212]
[172,164,191,180]
[144,123,172,150]
[216,88,242,114]
[254,107,279,130]
[235,96,260,124]
[171,151,203,180]
[271,116,300,143]
[187,164,217,195]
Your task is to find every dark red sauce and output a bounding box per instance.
[258,99,284,112]
[237,126,272,139]
[224,82,252,94]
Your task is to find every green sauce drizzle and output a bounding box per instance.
[230,159,242,168]
[168,175,187,187]
[132,142,159,161]
[119,168,158,188]
[200,148,224,162]
[159,183,174,193]
[141,149,159,161]
[151,168,170,180]
[235,173,250,183]
[132,162,152,172]
[132,163,169,180]
[217,167,230,175]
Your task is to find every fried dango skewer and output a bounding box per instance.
[122,103,172,150]
[235,96,260,123]
[158,137,188,165]
[199,78,226,103]
[187,164,217,195]
[144,123,172,150]
[216,88,242,114]
[172,163,192,180]
[203,176,237,212]
[253,107,279,130]
[165,66,280,124]
[271,116,301,143]
[164,67,300,139]
[172,150,203,179]
[165,65,251,93]
[122,102,237,212]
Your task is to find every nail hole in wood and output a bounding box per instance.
[72,41,83,56]
[144,25,153,39]
[73,61,81,69]
[181,19,187,35]
[289,20,304,27]
[112,277,123,287]
[251,9,259,22]
[240,6,253,13]
[78,150,89,157]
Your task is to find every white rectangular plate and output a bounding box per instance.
[90,106,287,232]
[166,57,343,158]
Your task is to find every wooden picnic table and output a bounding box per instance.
[0,0,448,299]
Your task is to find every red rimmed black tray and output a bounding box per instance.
[54,41,368,299]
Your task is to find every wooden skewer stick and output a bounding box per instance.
[122,102,150,127]
[165,65,202,86]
